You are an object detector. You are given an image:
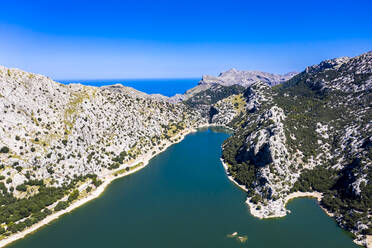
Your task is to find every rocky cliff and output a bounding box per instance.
[0,65,207,236]
[0,51,371,247]
[221,51,372,246]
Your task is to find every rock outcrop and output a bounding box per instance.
[0,65,210,237]
[221,51,372,246]
[200,68,297,87]
[0,51,371,247]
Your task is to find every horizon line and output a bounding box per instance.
[56,77,202,82]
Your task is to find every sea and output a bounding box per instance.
[58,78,200,97]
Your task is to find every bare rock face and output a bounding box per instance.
[0,51,371,246]
[221,51,372,246]
[0,66,207,191]
[303,51,372,92]
[199,68,297,87]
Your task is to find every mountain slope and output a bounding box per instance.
[0,66,206,236]
[0,51,371,247]
[222,51,372,246]
[200,68,297,87]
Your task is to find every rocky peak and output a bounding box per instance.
[199,69,297,87]
[297,51,372,93]
[305,56,350,74]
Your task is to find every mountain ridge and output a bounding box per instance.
[0,51,371,247]
[199,68,297,87]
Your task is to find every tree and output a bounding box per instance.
[16,184,27,192]
[68,189,79,202]
[54,201,69,211]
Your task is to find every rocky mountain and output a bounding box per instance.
[221,51,372,246]
[0,65,207,236]
[168,69,296,103]
[0,51,371,247]
[199,68,297,87]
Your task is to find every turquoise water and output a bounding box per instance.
[58,78,199,97]
[8,128,358,248]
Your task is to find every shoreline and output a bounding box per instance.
[219,158,370,247]
[219,158,334,219]
[2,125,369,248]
[0,124,206,248]
[220,159,248,192]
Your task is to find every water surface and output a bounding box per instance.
[58,78,199,97]
[9,128,358,248]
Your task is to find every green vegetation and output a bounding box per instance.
[112,151,127,164]
[0,174,99,236]
[15,184,27,192]
[221,56,372,237]
[184,84,245,108]
[291,167,338,192]
[0,181,64,229]
[0,146,9,153]
[222,127,258,188]
[54,201,69,211]
[68,189,79,202]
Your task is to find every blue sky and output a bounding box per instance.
[0,0,371,79]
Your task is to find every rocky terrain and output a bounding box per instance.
[169,69,296,103]
[221,51,372,247]
[200,68,297,87]
[0,65,208,238]
[0,51,371,247]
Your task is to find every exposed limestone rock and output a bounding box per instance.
[200,68,297,87]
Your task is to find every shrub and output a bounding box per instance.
[68,189,79,202]
[0,146,9,153]
[16,184,27,192]
[54,201,69,211]
[86,186,92,193]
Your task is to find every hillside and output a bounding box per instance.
[0,51,371,247]
[0,66,207,237]
[200,68,297,87]
[221,51,372,246]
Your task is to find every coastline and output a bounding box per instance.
[220,159,248,192]
[220,158,334,219]
[220,158,370,247]
[0,125,203,248]
[2,124,368,248]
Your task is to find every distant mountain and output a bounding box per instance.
[169,69,296,103]
[199,68,297,87]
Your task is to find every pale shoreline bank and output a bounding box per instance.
[220,159,248,192]
[219,158,370,247]
[0,124,220,248]
[220,158,339,220]
[1,126,369,248]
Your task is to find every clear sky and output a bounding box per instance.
[1,0,371,79]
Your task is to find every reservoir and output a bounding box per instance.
[8,128,358,248]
